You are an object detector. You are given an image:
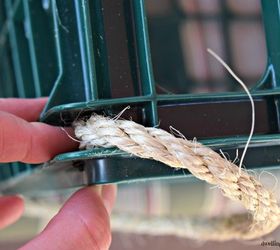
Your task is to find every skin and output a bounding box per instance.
[0,98,117,250]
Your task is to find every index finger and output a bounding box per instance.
[0,111,78,163]
[0,98,48,122]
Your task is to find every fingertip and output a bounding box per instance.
[21,186,112,250]
[0,98,48,122]
[0,195,25,229]
[25,122,79,163]
[59,186,112,248]
[0,112,78,163]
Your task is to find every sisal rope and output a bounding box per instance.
[73,115,280,241]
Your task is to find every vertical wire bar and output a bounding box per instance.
[90,0,111,99]
[133,0,158,126]
[23,0,41,97]
[41,0,64,116]
[5,0,26,97]
[261,0,280,131]
[74,0,97,100]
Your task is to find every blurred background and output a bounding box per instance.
[1,0,279,249]
[1,171,280,249]
[147,0,267,94]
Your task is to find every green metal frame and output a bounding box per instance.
[42,0,280,163]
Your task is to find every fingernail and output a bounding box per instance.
[88,185,102,196]
[88,185,111,213]
[102,199,111,214]
[101,185,117,214]
[15,194,24,200]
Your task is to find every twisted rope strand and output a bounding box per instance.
[74,115,280,240]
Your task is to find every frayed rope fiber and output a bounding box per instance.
[74,115,280,241]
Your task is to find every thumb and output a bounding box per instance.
[0,195,24,229]
[20,185,117,250]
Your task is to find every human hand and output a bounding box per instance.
[0,98,116,250]
[20,185,117,250]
